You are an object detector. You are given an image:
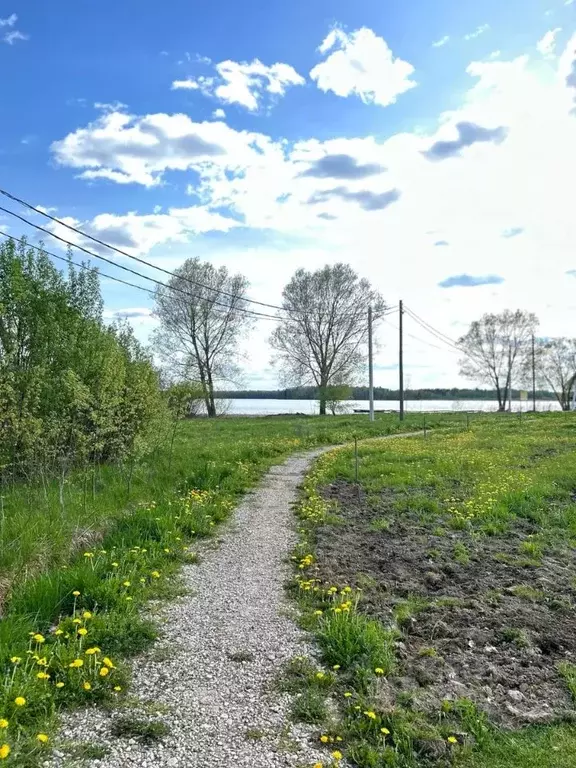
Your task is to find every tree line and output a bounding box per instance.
[0,238,167,487]
[153,260,576,416]
[214,386,557,401]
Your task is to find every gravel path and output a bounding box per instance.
[54,449,329,768]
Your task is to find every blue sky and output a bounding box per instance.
[1,0,576,388]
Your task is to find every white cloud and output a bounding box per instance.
[172,59,304,111]
[212,108,226,119]
[3,29,28,44]
[310,27,417,107]
[537,27,562,57]
[464,24,490,41]
[0,13,17,26]
[432,35,450,48]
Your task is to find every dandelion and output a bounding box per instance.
[320,735,329,743]
[314,610,323,616]
[83,682,92,691]
[55,682,65,689]
[151,571,161,579]
[381,727,390,735]
[72,591,80,597]
[36,672,50,680]
[36,734,49,743]
[10,657,21,664]
[0,721,7,729]
[0,745,10,760]
[99,667,109,677]
[72,618,82,625]
[447,736,458,744]
[103,657,115,669]
[78,628,88,637]
[375,667,384,675]
[111,562,119,568]
[114,686,122,692]
[33,633,45,644]
[82,611,92,620]
[69,659,84,668]
[83,552,94,558]
[14,697,26,707]
[126,596,133,601]
[313,763,323,768]
[54,629,64,636]
[364,711,376,720]
[123,581,131,587]
[331,751,343,761]
[315,672,325,680]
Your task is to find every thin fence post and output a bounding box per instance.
[423,414,427,438]
[354,437,359,484]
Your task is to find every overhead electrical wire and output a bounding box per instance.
[0,186,292,314]
[0,211,281,321]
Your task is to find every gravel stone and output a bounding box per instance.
[52,450,331,767]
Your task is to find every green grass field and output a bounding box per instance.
[1,411,466,765]
[293,412,576,768]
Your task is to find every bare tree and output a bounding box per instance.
[270,264,386,415]
[532,338,576,411]
[152,258,253,417]
[458,310,538,411]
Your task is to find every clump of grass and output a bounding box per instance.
[558,662,576,703]
[228,650,255,663]
[453,541,470,565]
[368,518,391,532]
[290,690,328,724]
[110,716,170,743]
[316,611,397,674]
[509,585,545,601]
[245,727,266,740]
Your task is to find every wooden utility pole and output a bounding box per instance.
[368,306,374,422]
[399,300,405,421]
[532,334,537,412]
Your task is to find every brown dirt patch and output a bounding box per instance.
[315,480,576,727]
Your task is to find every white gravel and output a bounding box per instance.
[52,449,330,768]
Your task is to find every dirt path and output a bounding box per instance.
[53,433,419,768]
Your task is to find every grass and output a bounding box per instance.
[291,412,576,768]
[0,411,464,764]
[110,716,170,743]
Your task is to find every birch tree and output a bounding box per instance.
[152,257,252,417]
[270,263,385,415]
[533,338,576,411]
[458,310,538,411]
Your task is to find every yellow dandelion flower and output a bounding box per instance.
[99,667,109,677]
[69,659,84,668]
[103,657,115,668]
[343,692,353,698]
[314,610,323,616]
[331,751,343,760]
[10,657,21,664]
[313,763,323,768]
[320,735,329,743]
[111,562,119,568]
[0,744,10,760]
[36,672,50,680]
[83,552,94,558]
[126,596,133,601]
[72,618,82,624]
[375,667,384,675]
[447,736,458,744]
[315,672,325,680]
[151,571,161,579]
[54,629,64,636]
[55,682,65,689]
[83,682,92,691]
[364,711,376,720]
[0,721,7,729]
[36,734,49,743]
[114,686,122,692]
[123,581,131,587]
[14,697,26,707]
[33,633,45,644]
[77,628,88,637]
[72,590,81,596]
[85,647,101,655]
[82,611,92,620]
[381,727,390,735]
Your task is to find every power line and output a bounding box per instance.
[382,315,456,353]
[404,305,462,351]
[0,186,290,314]
[0,211,281,321]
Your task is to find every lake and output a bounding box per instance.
[222,399,561,416]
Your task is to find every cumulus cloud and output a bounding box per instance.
[432,36,450,48]
[439,274,504,288]
[172,59,304,111]
[464,24,490,41]
[310,27,416,107]
[212,108,226,119]
[298,153,386,180]
[502,226,524,238]
[423,121,508,161]
[50,111,272,186]
[308,186,400,211]
[537,28,562,57]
